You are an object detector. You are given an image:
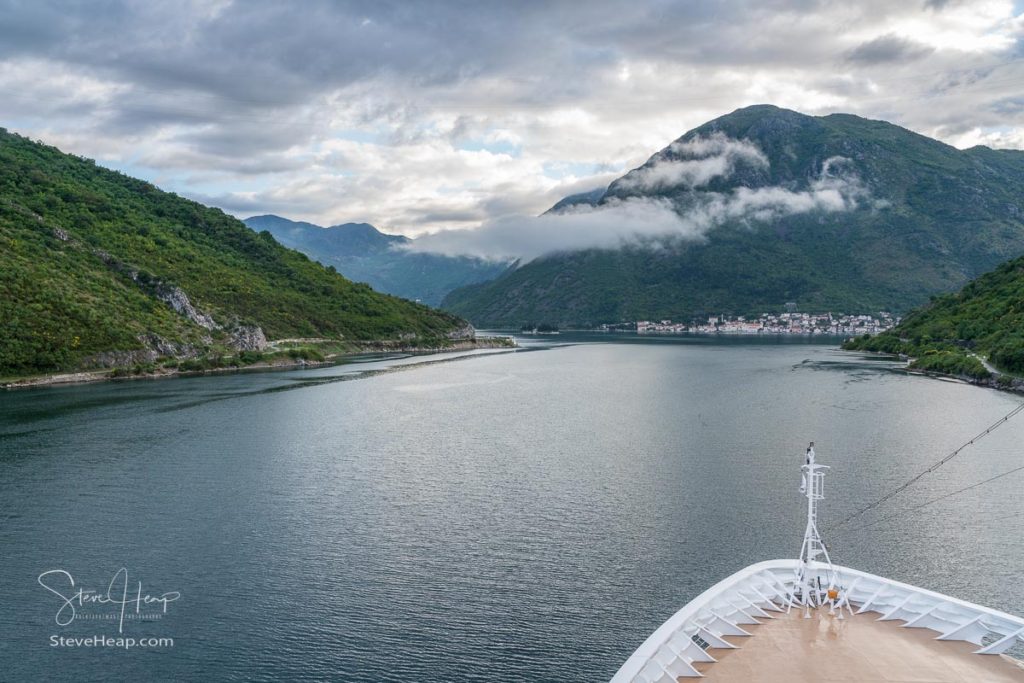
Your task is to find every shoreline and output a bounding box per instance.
[845,348,1024,395]
[1,337,516,390]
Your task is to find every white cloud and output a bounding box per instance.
[615,134,769,192]
[944,126,1024,150]
[405,198,693,261]
[407,148,868,261]
[698,155,866,224]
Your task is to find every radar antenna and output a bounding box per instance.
[787,442,842,618]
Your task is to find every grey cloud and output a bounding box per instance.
[415,209,487,224]
[0,1,945,133]
[1,1,564,107]
[479,192,551,219]
[847,34,934,64]
[538,174,619,200]
[0,0,1020,234]
[174,154,309,177]
[172,117,318,158]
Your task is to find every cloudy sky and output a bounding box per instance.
[2,0,1023,239]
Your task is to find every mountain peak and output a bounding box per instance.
[446,106,1024,327]
[243,215,408,258]
[325,222,410,250]
[328,221,379,232]
[327,222,393,239]
[685,104,821,143]
[716,103,803,119]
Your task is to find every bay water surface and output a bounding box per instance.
[1,334,1022,681]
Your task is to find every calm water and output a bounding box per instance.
[1,335,1022,681]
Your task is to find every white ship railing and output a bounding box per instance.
[611,559,1024,682]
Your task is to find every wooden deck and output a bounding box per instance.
[696,607,1024,682]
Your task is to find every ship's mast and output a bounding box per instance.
[788,442,838,617]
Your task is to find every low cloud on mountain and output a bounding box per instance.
[615,134,769,192]
[404,197,690,262]
[407,141,868,262]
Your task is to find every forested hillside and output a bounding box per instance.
[844,255,1024,380]
[0,129,467,375]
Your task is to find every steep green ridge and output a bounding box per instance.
[244,214,509,306]
[443,105,1024,327]
[844,254,1024,380]
[0,129,466,375]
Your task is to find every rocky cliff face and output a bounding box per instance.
[30,206,271,361]
[157,284,218,331]
[228,325,269,351]
[85,334,201,368]
[446,323,476,340]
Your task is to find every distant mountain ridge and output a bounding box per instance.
[246,215,408,256]
[244,214,509,305]
[442,105,1024,327]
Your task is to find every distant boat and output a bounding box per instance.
[611,444,1024,682]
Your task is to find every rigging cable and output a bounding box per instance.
[829,400,1024,531]
[840,463,1024,535]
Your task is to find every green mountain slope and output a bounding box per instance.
[844,254,1024,380]
[0,129,467,375]
[442,105,1024,327]
[244,214,509,306]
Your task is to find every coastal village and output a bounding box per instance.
[627,311,898,336]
